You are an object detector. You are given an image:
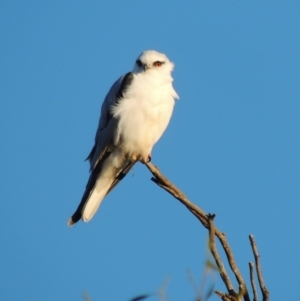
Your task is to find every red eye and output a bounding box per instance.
[153,61,163,67]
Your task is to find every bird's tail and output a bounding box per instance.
[68,150,135,226]
[82,176,112,222]
[67,165,115,226]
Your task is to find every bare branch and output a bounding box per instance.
[207,214,234,293]
[249,235,269,301]
[215,233,249,300]
[145,162,250,301]
[215,291,237,301]
[249,263,258,301]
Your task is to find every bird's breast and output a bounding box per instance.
[112,75,176,158]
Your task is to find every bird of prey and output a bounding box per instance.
[68,50,179,226]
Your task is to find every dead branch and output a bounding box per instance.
[249,263,258,301]
[145,162,268,301]
[207,214,234,294]
[249,235,269,301]
[215,291,237,301]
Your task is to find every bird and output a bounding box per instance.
[68,50,179,226]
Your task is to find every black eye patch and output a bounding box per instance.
[136,60,142,67]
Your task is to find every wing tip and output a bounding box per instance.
[67,218,75,227]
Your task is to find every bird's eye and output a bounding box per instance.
[136,60,142,67]
[153,61,164,67]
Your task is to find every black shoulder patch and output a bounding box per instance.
[116,72,134,102]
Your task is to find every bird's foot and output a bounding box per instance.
[131,154,138,162]
[140,154,151,164]
[129,154,151,164]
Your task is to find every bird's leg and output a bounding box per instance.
[129,154,143,164]
[129,154,139,162]
[140,154,151,164]
[129,154,151,164]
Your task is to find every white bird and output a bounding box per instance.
[68,50,179,225]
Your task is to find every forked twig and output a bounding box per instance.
[249,235,269,301]
[145,162,252,301]
[215,291,238,301]
[207,214,234,295]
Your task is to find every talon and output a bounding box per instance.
[131,154,138,162]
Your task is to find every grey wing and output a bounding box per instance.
[86,72,134,171]
[68,72,135,225]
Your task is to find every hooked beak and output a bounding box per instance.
[143,64,151,71]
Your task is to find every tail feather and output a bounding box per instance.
[68,150,135,226]
[68,159,104,226]
[81,176,112,222]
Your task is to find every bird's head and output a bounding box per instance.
[132,50,175,75]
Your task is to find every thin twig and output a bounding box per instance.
[215,291,237,301]
[249,235,269,301]
[145,162,250,301]
[215,233,248,300]
[207,214,234,294]
[249,262,258,301]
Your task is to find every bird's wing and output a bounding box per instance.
[68,72,135,225]
[86,72,134,170]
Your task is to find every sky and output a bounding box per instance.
[0,1,299,300]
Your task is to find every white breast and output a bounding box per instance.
[112,72,178,160]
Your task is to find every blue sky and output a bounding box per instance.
[1,1,299,300]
